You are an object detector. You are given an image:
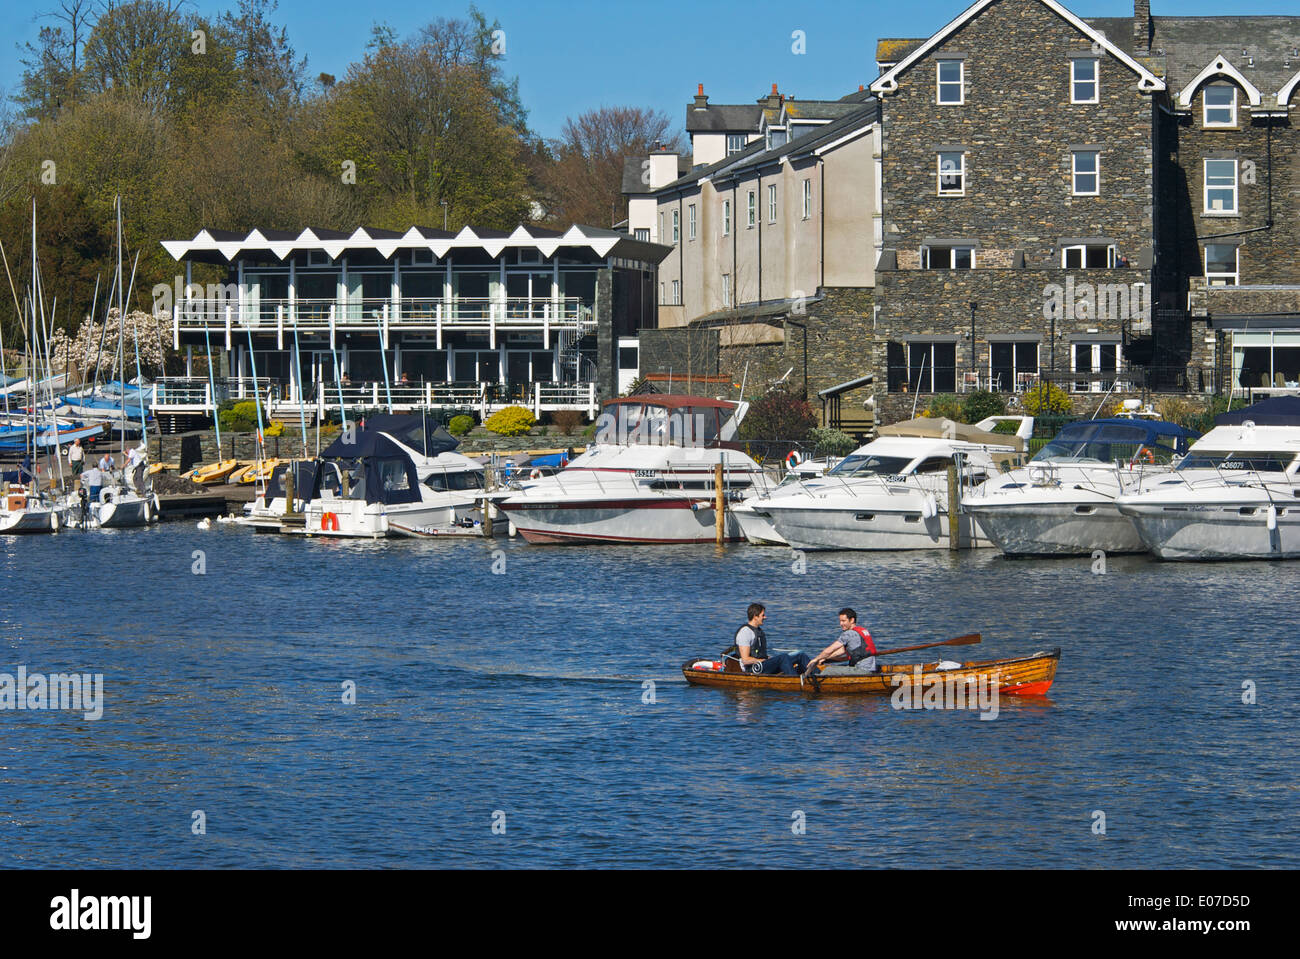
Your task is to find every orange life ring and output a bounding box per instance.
[529,468,543,481]
[1139,448,1155,465]
[321,511,339,531]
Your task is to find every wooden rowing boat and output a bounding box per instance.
[682,648,1060,696]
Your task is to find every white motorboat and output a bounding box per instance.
[734,455,836,546]
[757,416,1033,551]
[254,415,487,539]
[1115,398,1300,560]
[0,485,60,534]
[499,394,774,544]
[964,416,1200,556]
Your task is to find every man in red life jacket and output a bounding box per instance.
[808,608,878,674]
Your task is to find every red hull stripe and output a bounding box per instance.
[502,499,703,511]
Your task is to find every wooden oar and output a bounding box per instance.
[873,633,981,657]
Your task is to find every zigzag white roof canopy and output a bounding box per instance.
[160,224,661,263]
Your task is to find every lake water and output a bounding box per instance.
[2,526,1297,868]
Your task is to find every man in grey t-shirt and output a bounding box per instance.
[730,603,812,677]
[808,608,878,674]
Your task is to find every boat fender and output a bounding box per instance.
[50,510,60,532]
[1267,505,1278,531]
[785,450,803,472]
[529,468,543,481]
[920,493,938,520]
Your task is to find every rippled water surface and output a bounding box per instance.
[2,525,1297,868]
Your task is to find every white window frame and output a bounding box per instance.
[722,199,731,236]
[1072,150,1100,196]
[1205,244,1240,286]
[726,134,746,156]
[747,190,756,228]
[1061,244,1116,269]
[768,184,778,223]
[922,246,976,270]
[1204,158,1239,215]
[671,209,680,243]
[688,203,697,240]
[634,228,649,242]
[1070,341,1123,393]
[801,178,812,219]
[721,273,732,307]
[671,279,681,305]
[937,59,965,105]
[937,152,965,196]
[1203,84,1238,128]
[1071,58,1099,104]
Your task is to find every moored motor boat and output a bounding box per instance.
[965,416,1200,556]
[755,416,1033,551]
[682,648,1060,696]
[499,394,775,545]
[0,485,60,534]
[1115,398,1300,560]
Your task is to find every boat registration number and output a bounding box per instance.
[634,470,658,478]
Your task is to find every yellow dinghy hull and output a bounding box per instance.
[184,460,244,485]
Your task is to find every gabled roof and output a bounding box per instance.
[622,154,691,195]
[685,103,764,133]
[1281,68,1300,107]
[654,100,880,194]
[161,224,674,264]
[1176,55,1264,108]
[871,0,1166,96]
[1088,15,1300,104]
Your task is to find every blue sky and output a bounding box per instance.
[4,0,1298,139]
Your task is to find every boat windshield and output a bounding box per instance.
[597,403,724,447]
[1033,423,1176,465]
[1177,450,1297,473]
[827,454,913,477]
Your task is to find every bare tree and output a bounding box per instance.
[541,106,683,227]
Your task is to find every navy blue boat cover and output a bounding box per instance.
[1216,396,1300,426]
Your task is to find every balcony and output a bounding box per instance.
[172,296,596,350]
[154,376,598,420]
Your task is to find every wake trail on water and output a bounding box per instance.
[431,661,689,686]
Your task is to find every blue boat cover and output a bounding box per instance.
[1215,396,1300,426]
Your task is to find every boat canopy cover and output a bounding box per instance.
[343,414,459,457]
[878,417,1025,452]
[322,418,454,459]
[1035,418,1199,461]
[1216,396,1300,427]
[264,461,321,502]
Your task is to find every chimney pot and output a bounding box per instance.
[698,83,704,96]
[772,83,779,95]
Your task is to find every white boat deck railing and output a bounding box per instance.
[173,297,595,350]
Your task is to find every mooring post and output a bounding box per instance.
[948,463,961,551]
[715,461,726,545]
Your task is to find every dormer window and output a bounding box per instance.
[1062,244,1116,269]
[923,245,975,270]
[937,60,964,105]
[726,134,747,155]
[1071,58,1099,104]
[1204,84,1237,127]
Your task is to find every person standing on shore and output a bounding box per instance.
[67,439,85,477]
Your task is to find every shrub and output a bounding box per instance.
[263,420,285,437]
[448,414,475,437]
[485,405,536,436]
[960,390,1006,424]
[1189,395,1246,434]
[807,427,857,457]
[217,399,262,433]
[552,409,583,434]
[924,394,963,422]
[739,390,817,443]
[1019,382,1073,416]
[1157,396,1200,428]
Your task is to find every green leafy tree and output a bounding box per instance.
[960,389,1006,423]
[739,390,817,443]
